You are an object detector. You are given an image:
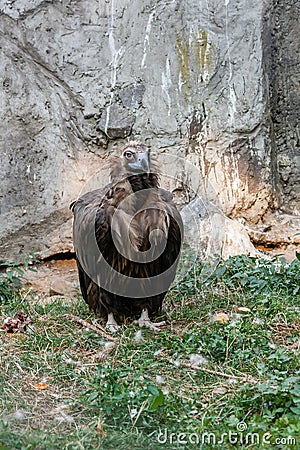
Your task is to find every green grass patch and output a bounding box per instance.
[0,254,299,449]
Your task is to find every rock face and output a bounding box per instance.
[269,0,300,215]
[181,198,258,260]
[0,0,299,262]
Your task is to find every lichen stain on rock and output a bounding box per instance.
[195,29,211,76]
[176,32,190,89]
[176,27,214,92]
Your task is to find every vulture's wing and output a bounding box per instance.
[159,188,183,272]
[70,187,112,310]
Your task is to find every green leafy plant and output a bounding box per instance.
[82,363,166,430]
[0,253,37,303]
[204,254,300,296]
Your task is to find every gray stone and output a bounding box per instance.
[49,278,78,297]
[97,104,135,139]
[119,84,145,109]
[181,198,258,260]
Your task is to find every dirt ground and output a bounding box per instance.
[24,259,79,298]
[23,244,299,298]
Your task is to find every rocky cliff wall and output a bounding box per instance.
[0,0,299,261]
[269,0,300,215]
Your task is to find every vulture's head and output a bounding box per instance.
[110,141,158,182]
[121,141,150,175]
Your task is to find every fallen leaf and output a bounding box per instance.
[97,422,107,437]
[36,382,48,390]
[233,306,251,313]
[213,313,230,323]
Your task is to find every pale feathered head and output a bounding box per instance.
[110,141,159,182]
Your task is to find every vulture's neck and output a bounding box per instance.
[127,173,159,192]
[109,159,160,191]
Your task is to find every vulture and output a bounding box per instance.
[70,141,182,332]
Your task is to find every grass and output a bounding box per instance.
[0,253,299,449]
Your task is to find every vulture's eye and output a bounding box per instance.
[124,151,134,159]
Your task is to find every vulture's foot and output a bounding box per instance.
[106,313,120,334]
[134,308,166,333]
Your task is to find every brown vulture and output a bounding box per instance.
[70,141,182,332]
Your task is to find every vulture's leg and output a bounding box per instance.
[106,313,120,333]
[134,308,166,332]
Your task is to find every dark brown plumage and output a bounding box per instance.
[70,141,182,332]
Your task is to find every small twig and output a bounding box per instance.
[132,400,148,428]
[170,360,258,383]
[225,335,229,368]
[63,314,117,342]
